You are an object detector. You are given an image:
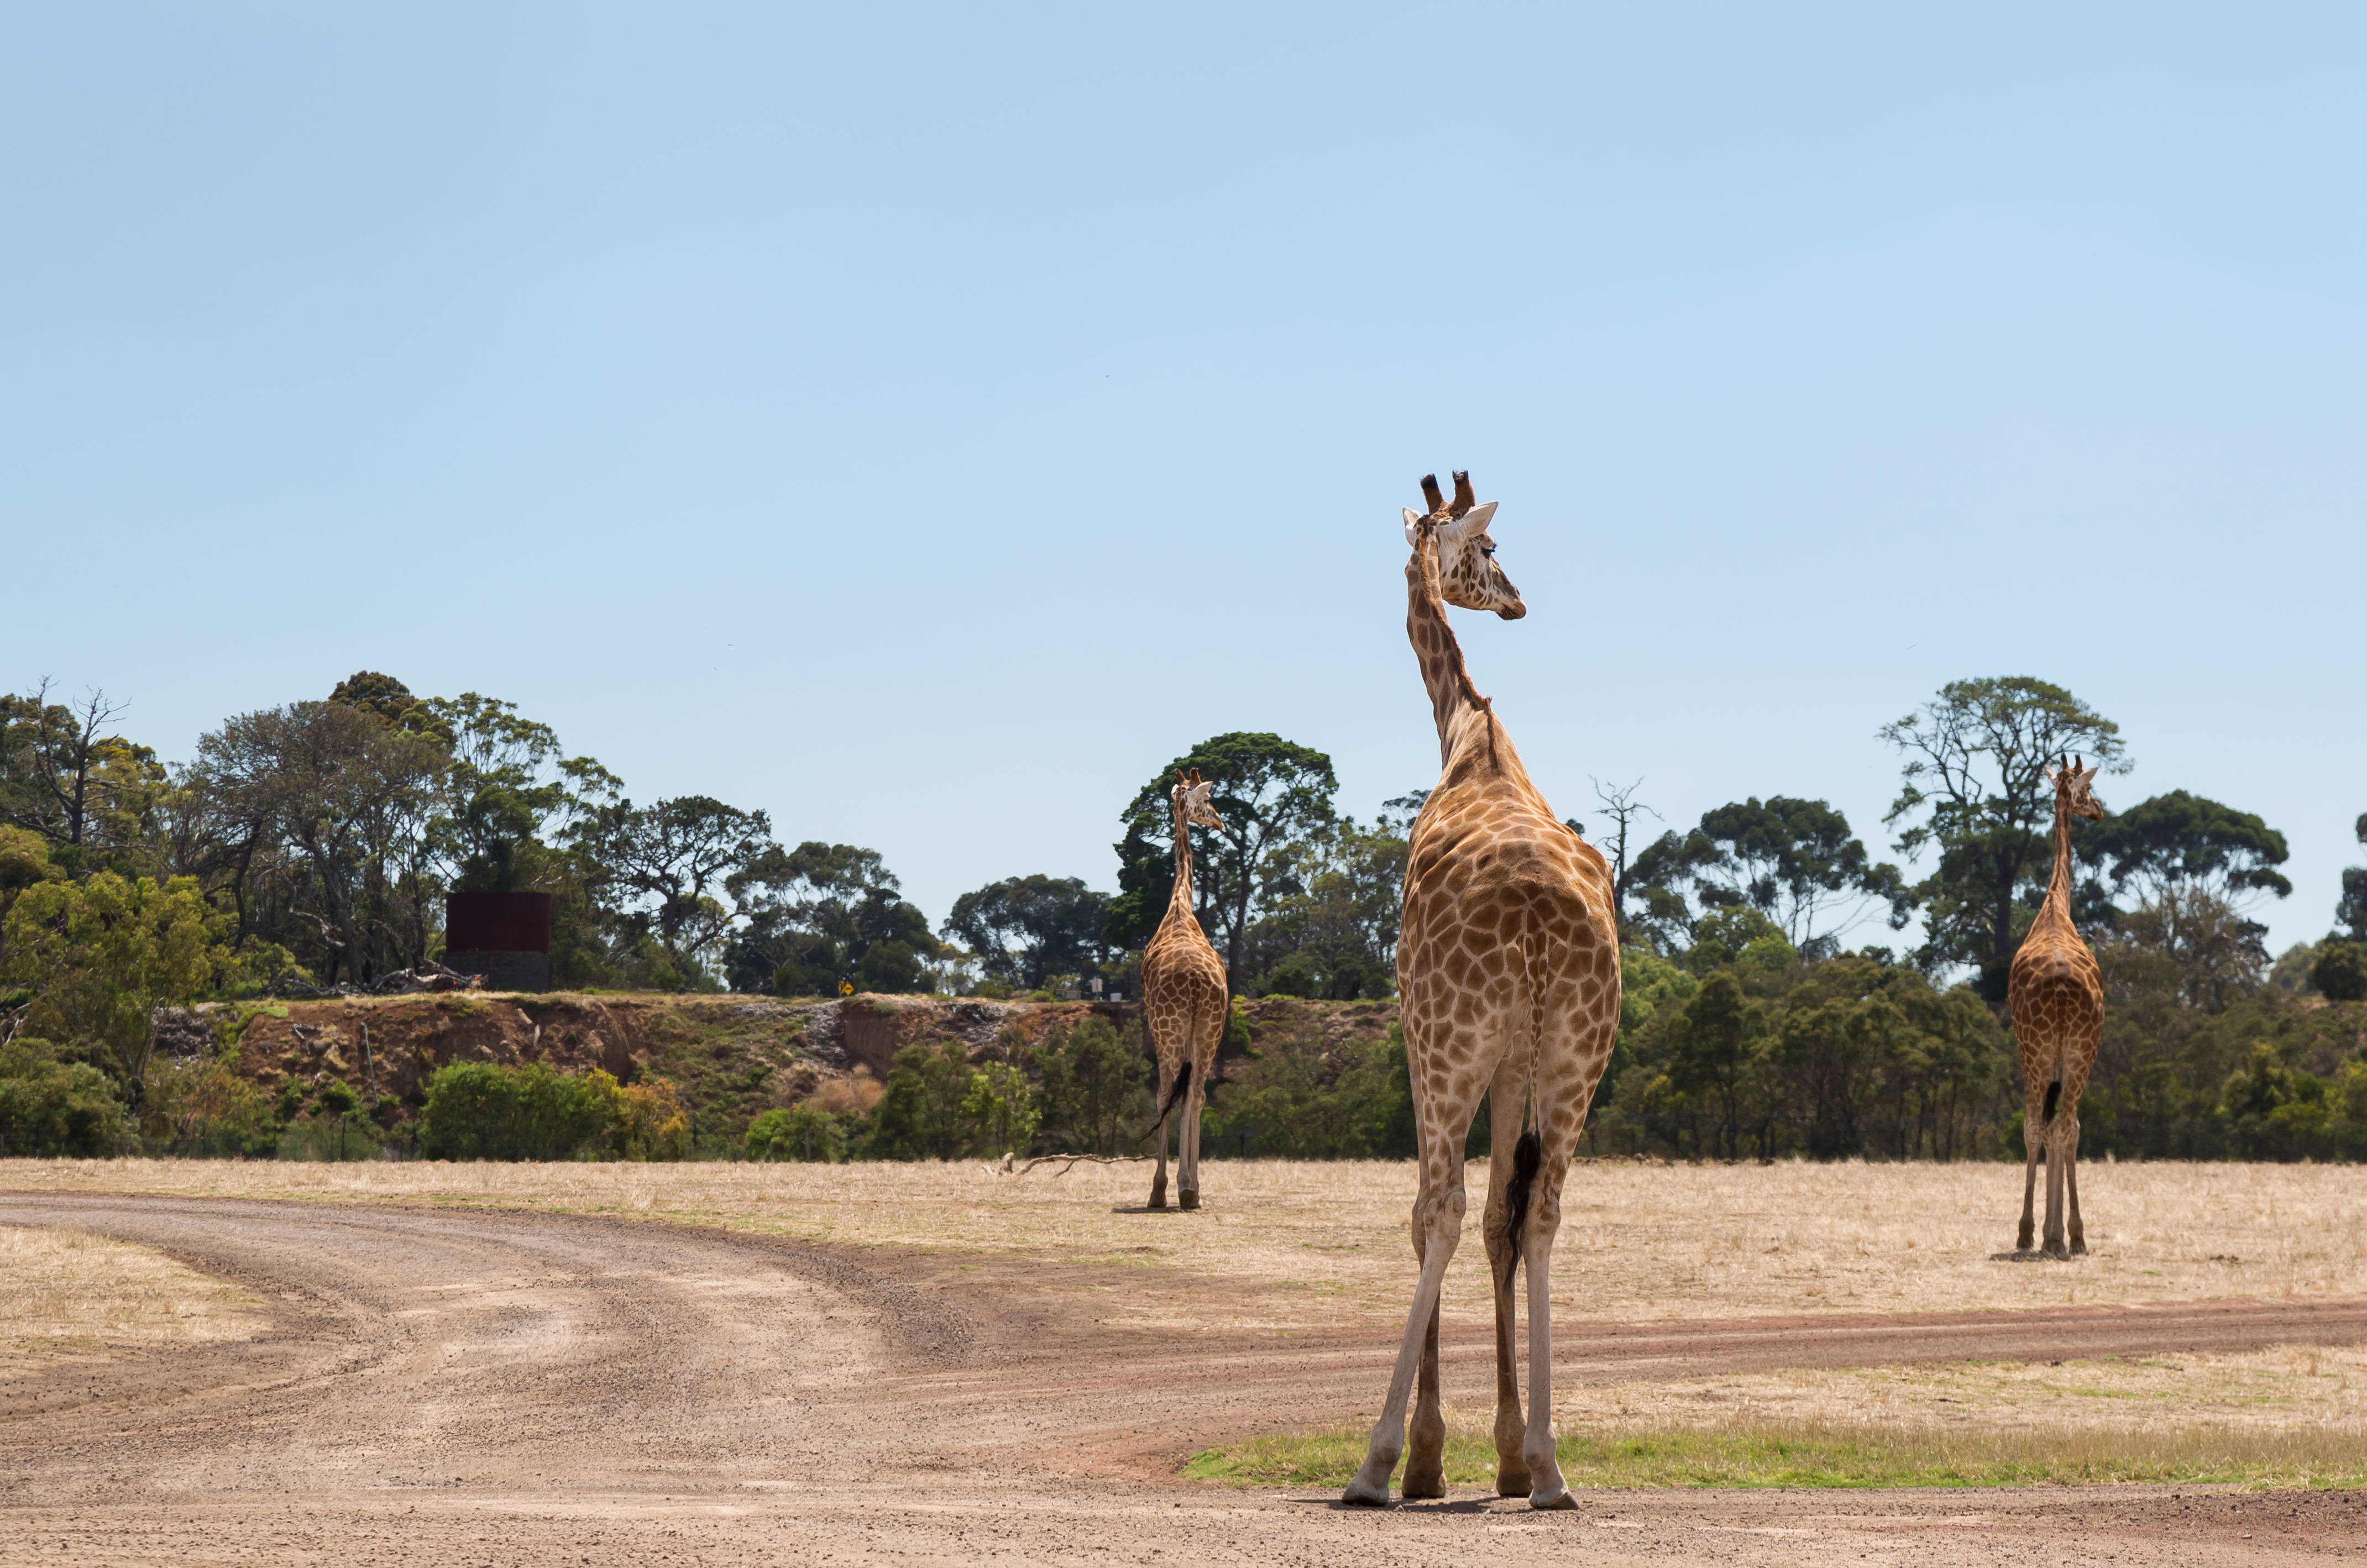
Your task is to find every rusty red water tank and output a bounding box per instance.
[444,891,554,992]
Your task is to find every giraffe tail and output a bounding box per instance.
[1499,1131,1542,1290]
[1496,928,1548,1290]
[1135,1061,1192,1145]
[1137,992,1197,1145]
[2042,1042,2066,1125]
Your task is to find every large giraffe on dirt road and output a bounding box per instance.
[1342,472,1622,1511]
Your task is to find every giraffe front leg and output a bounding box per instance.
[2059,1113,2085,1256]
[2017,1109,2043,1252]
[1344,1181,1465,1507]
[1402,1299,1446,1499]
[1148,1067,1172,1210]
[1482,1080,1529,1496]
[2041,1115,2069,1260]
[1177,1071,1207,1210]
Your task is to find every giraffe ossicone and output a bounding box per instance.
[1342,471,1620,1511]
[1139,767,1229,1212]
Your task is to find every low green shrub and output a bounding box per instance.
[746,1103,847,1162]
[0,1035,131,1156]
[417,1061,621,1161]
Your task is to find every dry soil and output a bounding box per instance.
[2,1191,2363,1565]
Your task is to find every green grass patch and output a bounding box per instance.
[1185,1424,2367,1492]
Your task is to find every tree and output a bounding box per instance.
[0,684,169,876]
[1033,1016,1150,1155]
[1880,677,2127,1000]
[961,1060,1040,1156]
[941,875,1111,992]
[2,872,228,1108]
[187,700,448,983]
[867,1040,978,1158]
[570,795,779,984]
[1247,812,1408,999]
[427,693,612,894]
[1622,827,1722,953]
[2337,813,2367,942]
[727,842,936,995]
[1661,970,1768,1160]
[2312,941,2367,1004]
[328,671,447,739]
[1108,733,1338,992]
[1680,796,1908,956]
[0,1034,132,1156]
[2078,791,2292,910]
[1587,778,1661,943]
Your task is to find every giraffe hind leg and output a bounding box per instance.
[2041,1106,2070,1260]
[1480,1067,1531,1497]
[1344,1109,1478,1507]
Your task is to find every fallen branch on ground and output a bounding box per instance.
[990,1152,1155,1178]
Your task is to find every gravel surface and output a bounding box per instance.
[3,1194,2361,1565]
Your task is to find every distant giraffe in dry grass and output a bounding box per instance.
[2009,755,2107,1257]
[1140,769,1229,1211]
[1342,472,1622,1511]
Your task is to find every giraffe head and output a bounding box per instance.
[1402,470,1525,619]
[2046,754,2106,821]
[1172,769,1227,833]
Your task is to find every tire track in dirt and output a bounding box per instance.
[4,1193,2363,1566]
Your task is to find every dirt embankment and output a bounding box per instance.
[212,992,1397,1136]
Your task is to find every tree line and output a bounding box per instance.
[4,671,2364,1160]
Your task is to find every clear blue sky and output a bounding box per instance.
[6,4,2363,956]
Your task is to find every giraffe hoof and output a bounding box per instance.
[1178,1188,1200,1211]
[1340,1477,1392,1508]
[1400,1467,1444,1501]
[1529,1486,1579,1511]
[1495,1468,1532,1498]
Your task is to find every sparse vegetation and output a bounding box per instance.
[0,1223,265,1357]
[1187,1419,2367,1491]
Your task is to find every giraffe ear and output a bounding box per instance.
[1403,507,1423,546]
[1439,501,1497,547]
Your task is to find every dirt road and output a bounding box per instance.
[3,1194,2361,1565]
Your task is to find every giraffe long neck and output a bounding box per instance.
[1169,800,1197,918]
[1405,534,1494,770]
[2042,793,2075,921]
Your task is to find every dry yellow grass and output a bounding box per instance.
[7,1156,2364,1335]
[0,1223,266,1364]
[1548,1341,2367,1439]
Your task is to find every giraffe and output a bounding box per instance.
[1139,769,1230,1211]
[1343,472,1622,1510]
[2009,754,2107,1258]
